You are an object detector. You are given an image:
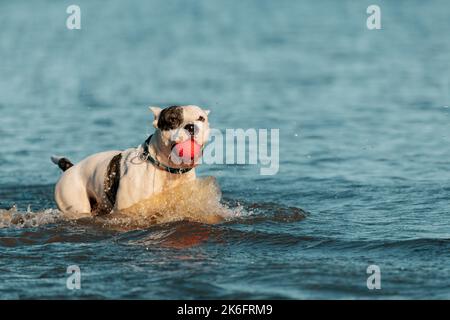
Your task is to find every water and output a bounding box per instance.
[1,0,450,299]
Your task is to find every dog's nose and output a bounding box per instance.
[184,123,199,136]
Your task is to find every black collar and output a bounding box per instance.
[142,135,194,174]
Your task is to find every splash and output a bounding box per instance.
[0,205,63,228]
[0,177,237,230]
[91,176,239,230]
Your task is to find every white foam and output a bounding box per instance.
[0,205,63,228]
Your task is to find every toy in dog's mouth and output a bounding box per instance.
[170,139,203,165]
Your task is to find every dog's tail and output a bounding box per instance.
[51,155,74,172]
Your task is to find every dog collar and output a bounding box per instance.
[142,135,194,174]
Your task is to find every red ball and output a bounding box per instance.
[173,139,202,162]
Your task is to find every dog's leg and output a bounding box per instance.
[54,173,92,218]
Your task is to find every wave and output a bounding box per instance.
[0,205,63,229]
[0,176,312,250]
[2,180,448,254]
[0,177,307,232]
[1,201,449,253]
[114,219,313,249]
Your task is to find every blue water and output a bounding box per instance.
[1,0,450,299]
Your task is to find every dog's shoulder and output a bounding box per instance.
[119,146,148,174]
[121,146,144,163]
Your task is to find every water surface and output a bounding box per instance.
[1,0,450,299]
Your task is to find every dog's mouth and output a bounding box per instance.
[170,139,203,166]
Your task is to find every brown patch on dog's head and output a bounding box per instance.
[156,106,184,131]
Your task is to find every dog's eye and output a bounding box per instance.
[184,124,198,136]
[197,116,205,122]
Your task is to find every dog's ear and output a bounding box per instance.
[204,110,210,116]
[149,106,162,128]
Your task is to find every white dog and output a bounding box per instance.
[51,105,211,218]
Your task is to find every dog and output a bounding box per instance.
[51,105,211,218]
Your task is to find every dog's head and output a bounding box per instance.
[149,105,211,167]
